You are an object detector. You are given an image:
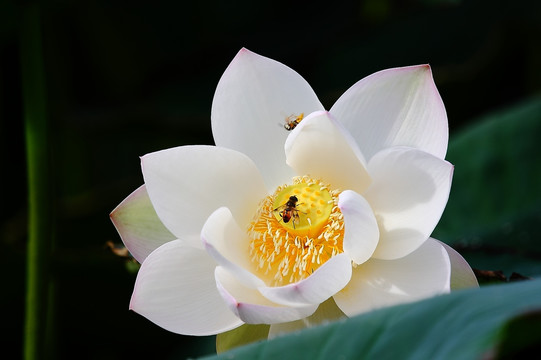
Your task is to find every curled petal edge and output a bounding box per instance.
[338,190,379,265]
[257,253,352,307]
[216,267,319,324]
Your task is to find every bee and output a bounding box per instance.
[274,195,302,227]
[283,113,304,131]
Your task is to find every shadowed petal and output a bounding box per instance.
[365,146,453,260]
[110,185,177,263]
[216,324,270,353]
[268,297,346,338]
[438,240,478,289]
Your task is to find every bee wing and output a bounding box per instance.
[284,114,297,122]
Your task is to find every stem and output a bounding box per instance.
[21,3,52,360]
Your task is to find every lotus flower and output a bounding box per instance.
[110,48,477,338]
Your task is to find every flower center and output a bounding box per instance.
[248,176,344,286]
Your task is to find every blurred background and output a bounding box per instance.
[2,0,540,359]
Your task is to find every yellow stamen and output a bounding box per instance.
[248,176,344,286]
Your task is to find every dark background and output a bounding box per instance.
[2,0,540,359]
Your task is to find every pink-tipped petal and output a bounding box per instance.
[365,146,453,260]
[212,48,325,191]
[216,267,318,324]
[257,253,352,306]
[201,207,265,288]
[330,65,448,161]
[130,240,243,335]
[141,145,267,242]
[338,190,379,265]
[285,111,371,194]
[110,185,177,263]
[333,238,451,317]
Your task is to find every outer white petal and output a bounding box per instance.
[141,145,267,243]
[212,48,325,191]
[330,65,448,161]
[285,111,371,194]
[257,253,352,306]
[130,240,243,335]
[333,238,451,317]
[338,190,379,265]
[110,185,177,263]
[215,267,318,324]
[365,146,453,260]
[438,240,478,289]
[201,207,265,288]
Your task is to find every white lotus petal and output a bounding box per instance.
[216,267,318,324]
[110,185,177,263]
[338,190,379,265]
[201,207,265,288]
[438,240,478,289]
[365,146,453,260]
[333,238,450,317]
[130,240,243,335]
[212,48,325,191]
[285,111,371,194]
[330,65,448,161]
[141,145,267,242]
[258,253,351,306]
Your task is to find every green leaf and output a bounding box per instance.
[201,279,541,359]
[496,308,541,358]
[433,96,541,276]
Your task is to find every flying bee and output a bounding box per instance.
[283,113,304,131]
[274,195,303,228]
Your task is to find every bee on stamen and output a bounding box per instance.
[273,195,303,228]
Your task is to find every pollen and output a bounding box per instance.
[248,176,344,287]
